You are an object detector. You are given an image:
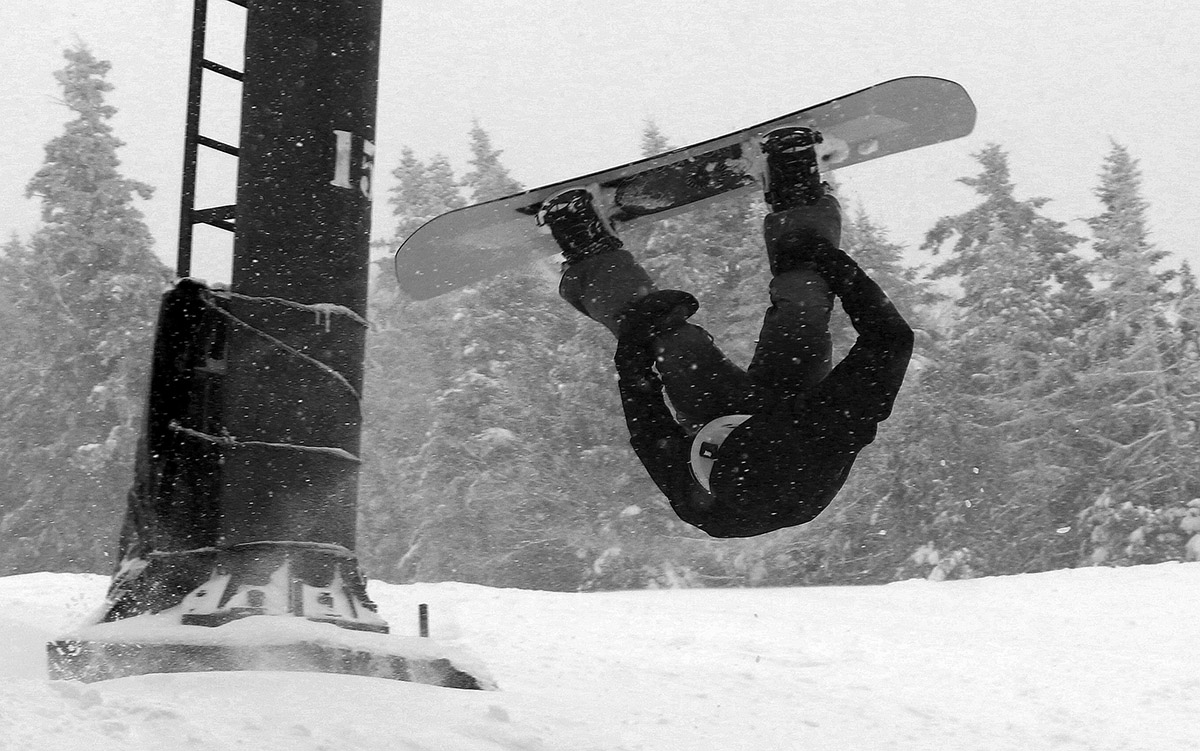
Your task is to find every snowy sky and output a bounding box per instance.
[2,0,1198,284]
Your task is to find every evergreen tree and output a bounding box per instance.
[902,145,1089,577]
[360,146,471,578]
[1178,262,1200,359]
[0,46,169,573]
[362,127,609,589]
[1073,143,1200,564]
[364,127,532,585]
[1089,143,1164,257]
[925,144,1091,311]
[461,121,523,203]
[640,119,671,157]
[388,148,465,241]
[844,208,941,316]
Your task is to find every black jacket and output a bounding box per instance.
[616,371,863,538]
[615,269,913,538]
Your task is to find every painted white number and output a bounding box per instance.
[331,130,375,199]
[331,130,353,189]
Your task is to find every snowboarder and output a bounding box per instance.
[538,127,914,538]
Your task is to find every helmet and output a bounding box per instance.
[688,415,752,492]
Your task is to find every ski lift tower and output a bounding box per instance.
[47,0,489,689]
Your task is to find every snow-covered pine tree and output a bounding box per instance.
[362,126,607,589]
[925,144,1091,316]
[639,119,671,158]
[844,209,941,318]
[0,46,170,574]
[364,128,526,585]
[359,147,470,578]
[388,147,465,242]
[1073,142,1200,565]
[907,145,1089,576]
[1178,262,1200,358]
[462,121,522,204]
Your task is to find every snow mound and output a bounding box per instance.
[3,563,1199,750]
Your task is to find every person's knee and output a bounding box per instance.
[892,320,916,359]
[652,323,727,380]
[874,313,915,356]
[558,249,655,329]
[768,270,833,329]
[557,268,590,316]
[770,269,832,307]
[653,322,714,355]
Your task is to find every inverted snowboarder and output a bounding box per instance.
[537,127,914,538]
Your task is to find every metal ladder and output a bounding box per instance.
[176,0,247,278]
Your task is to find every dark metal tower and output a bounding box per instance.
[47,0,488,689]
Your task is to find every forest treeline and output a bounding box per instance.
[2,48,1197,589]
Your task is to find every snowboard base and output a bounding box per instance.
[396,76,976,299]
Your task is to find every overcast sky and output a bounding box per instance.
[3,0,1198,284]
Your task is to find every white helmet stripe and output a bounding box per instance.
[688,415,752,492]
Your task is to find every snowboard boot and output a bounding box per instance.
[761,127,843,277]
[544,186,656,335]
[537,186,623,266]
[762,126,825,211]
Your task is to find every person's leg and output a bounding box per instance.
[790,252,913,448]
[748,127,844,401]
[650,323,775,430]
[546,187,775,429]
[746,268,834,399]
[540,186,661,338]
[564,265,776,430]
[558,248,656,336]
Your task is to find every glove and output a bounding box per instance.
[804,240,862,297]
[616,289,699,344]
[613,290,698,392]
[614,334,660,392]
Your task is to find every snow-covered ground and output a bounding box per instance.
[2,563,1197,750]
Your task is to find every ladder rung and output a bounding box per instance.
[178,0,248,277]
[194,205,235,222]
[201,58,244,81]
[197,135,239,157]
[193,206,236,232]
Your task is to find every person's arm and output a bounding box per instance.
[812,245,912,342]
[801,246,914,442]
[838,268,913,347]
[613,332,695,501]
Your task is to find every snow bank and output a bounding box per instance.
[3,564,1198,750]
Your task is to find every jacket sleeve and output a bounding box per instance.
[800,252,914,446]
[613,338,696,503]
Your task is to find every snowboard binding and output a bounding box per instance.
[761,127,843,276]
[536,186,623,266]
[761,126,827,211]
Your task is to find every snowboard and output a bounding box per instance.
[395,76,975,300]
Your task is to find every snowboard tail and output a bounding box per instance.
[396,76,976,300]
